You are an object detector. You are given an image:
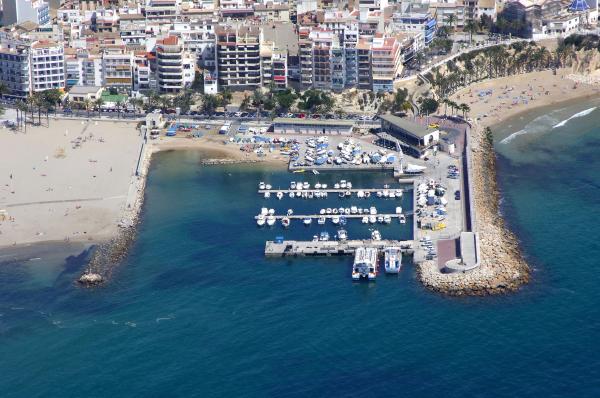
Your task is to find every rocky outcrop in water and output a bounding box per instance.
[417,126,530,296]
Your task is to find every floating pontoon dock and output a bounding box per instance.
[255,213,411,220]
[265,239,414,257]
[258,188,411,195]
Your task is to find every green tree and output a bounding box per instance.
[0,82,9,98]
[218,89,232,110]
[445,14,456,32]
[201,94,219,116]
[420,98,439,115]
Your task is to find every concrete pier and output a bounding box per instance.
[265,239,414,257]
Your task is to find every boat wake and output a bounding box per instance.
[552,107,596,129]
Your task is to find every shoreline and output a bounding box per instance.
[417,70,599,296]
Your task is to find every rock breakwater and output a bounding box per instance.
[417,126,530,296]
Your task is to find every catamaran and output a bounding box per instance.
[352,247,378,281]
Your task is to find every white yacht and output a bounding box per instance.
[377,216,384,223]
[260,207,269,216]
[276,191,284,200]
[289,192,295,198]
[346,182,353,189]
[376,191,383,198]
[332,215,340,225]
[369,215,377,224]
[303,217,312,225]
[357,190,364,198]
[361,216,369,224]
[303,182,310,189]
[351,206,358,214]
[395,189,403,197]
[315,183,322,189]
[326,208,332,214]
[259,182,266,190]
[371,230,382,241]
[256,214,266,226]
[322,184,328,189]
[344,208,351,215]
[287,209,294,216]
[265,184,272,190]
[369,207,377,215]
[337,229,348,241]
[266,215,276,226]
[383,215,392,224]
[395,207,403,214]
[384,247,402,274]
[340,180,347,189]
[268,208,275,215]
[318,216,326,225]
[264,192,271,198]
[334,183,340,189]
[290,181,297,189]
[320,209,326,215]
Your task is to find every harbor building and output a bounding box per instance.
[272,118,354,136]
[380,114,439,157]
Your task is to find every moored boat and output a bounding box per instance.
[384,247,402,274]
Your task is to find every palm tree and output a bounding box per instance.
[219,89,232,110]
[464,19,478,45]
[459,103,470,118]
[94,98,104,114]
[83,98,92,118]
[445,14,456,33]
[0,82,9,98]
[401,101,413,114]
[16,100,27,132]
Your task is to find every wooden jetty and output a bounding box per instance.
[265,239,414,257]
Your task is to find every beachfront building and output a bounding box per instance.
[67,85,103,103]
[0,44,31,98]
[101,48,134,90]
[272,118,354,136]
[2,0,50,26]
[260,41,288,90]
[380,114,440,157]
[155,35,196,93]
[29,40,66,92]
[215,25,261,90]
[392,11,437,50]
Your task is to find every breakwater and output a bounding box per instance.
[78,137,152,286]
[200,158,264,166]
[417,126,530,296]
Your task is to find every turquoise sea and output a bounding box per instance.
[2,101,600,396]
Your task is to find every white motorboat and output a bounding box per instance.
[345,191,351,197]
[395,189,403,197]
[290,181,296,189]
[346,182,352,189]
[326,208,332,214]
[365,192,371,198]
[371,230,382,241]
[334,183,340,189]
[265,184,272,190]
[318,216,326,225]
[332,216,340,225]
[308,192,314,199]
[395,206,403,214]
[357,190,364,198]
[344,208,351,215]
[369,207,377,215]
[276,191,284,200]
[384,247,402,274]
[320,209,326,215]
[332,208,339,214]
[322,184,328,189]
[389,192,396,199]
[399,214,406,224]
[256,214,266,226]
[383,215,392,224]
[264,192,270,198]
[369,215,376,223]
[339,192,345,198]
[296,185,303,191]
[351,206,358,214]
[282,217,290,228]
[289,192,295,198]
[377,216,384,223]
[361,216,369,224]
[268,208,275,215]
[337,229,348,241]
[340,180,347,189]
[259,182,266,190]
[303,182,310,189]
[266,215,276,226]
[383,190,389,198]
[358,208,364,214]
[303,217,312,225]
[338,207,345,214]
[261,207,269,216]
[315,183,322,189]
[376,191,383,198]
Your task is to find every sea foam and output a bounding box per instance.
[553,107,597,129]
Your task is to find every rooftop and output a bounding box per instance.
[273,118,354,127]
[380,114,434,138]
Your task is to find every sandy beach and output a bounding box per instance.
[0,119,143,248]
[451,69,600,124]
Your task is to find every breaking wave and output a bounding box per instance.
[552,107,596,129]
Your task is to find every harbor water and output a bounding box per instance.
[1,112,600,398]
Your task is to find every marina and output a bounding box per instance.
[265,238,414,257]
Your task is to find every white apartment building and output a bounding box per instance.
[215,25,261,90]
[155,35,195,93]
[29,41,66,92]
[2,0,50,26]
[102,48,134,90]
